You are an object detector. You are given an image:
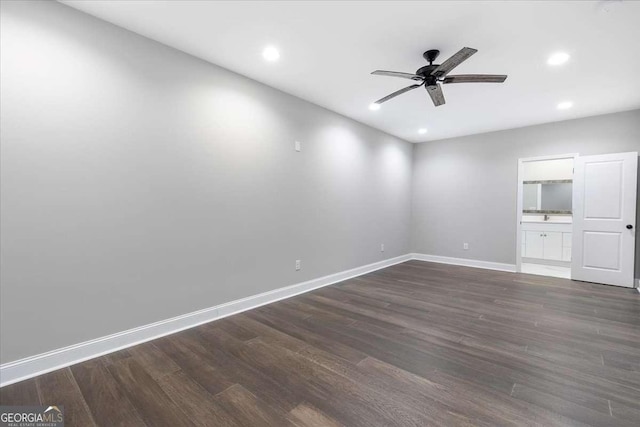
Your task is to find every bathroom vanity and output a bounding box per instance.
[521,177,573,264]
[521,218,572,262]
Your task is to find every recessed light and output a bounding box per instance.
[547,52,570,66]
[262,46,280,62]
[557,101,573,110]
[418,128,428,134]
[369,103,381,111]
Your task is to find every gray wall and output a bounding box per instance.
[0,1,413,363]
[411,109,640,274]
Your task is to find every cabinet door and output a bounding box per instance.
[543,231,563,260]
[525,231,544,259]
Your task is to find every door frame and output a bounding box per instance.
[516,153,578,273]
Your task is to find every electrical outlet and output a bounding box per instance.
[295,260,301,271]
[463,242,469,250]
[380,243,385,252]
[294,141,301,152]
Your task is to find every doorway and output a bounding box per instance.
[516,152,638,287]
[516,154,576,279]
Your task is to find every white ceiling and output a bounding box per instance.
[61,1,640,143]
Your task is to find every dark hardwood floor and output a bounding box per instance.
[2,260,639,426]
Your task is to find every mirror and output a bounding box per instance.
[523,180,572,213]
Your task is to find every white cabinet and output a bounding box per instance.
[524,231,544,258]
[524,230,571,261]
[562,232,572,261]
[543,232,563,260]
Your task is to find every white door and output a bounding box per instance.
[572,152,638,287]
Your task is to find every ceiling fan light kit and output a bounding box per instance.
[371,47,508,107]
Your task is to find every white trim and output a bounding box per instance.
[515,153,578,273]
[0,254,411,388]
[411,253,516,272]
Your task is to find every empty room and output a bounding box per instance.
[1,1,639,426]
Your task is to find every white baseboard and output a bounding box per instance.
[411,253,516,272]
[0,254,411,388]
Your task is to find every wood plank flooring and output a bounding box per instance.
[2,260,639,426]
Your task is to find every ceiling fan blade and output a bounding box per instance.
[432,47,478,77]
[443,74,507,83]
[374,84,422,104]
[426,84,445,107]
[371,70,424,81]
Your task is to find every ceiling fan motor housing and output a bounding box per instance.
[416,65,439,78]
[416,49,441,82]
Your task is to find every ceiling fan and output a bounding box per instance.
[371,47,507,107]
